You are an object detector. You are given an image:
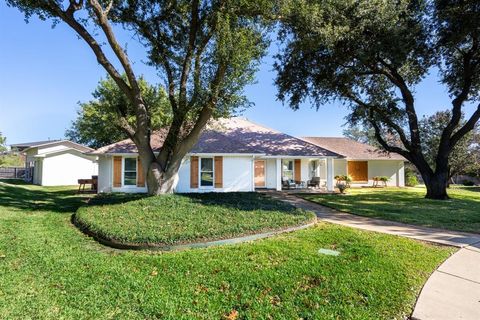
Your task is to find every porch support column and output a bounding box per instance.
[276,158,282,191]
[326,157,334,192]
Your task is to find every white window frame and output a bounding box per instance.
[282,159,294,181]
[199,157,215,189]
[122,156,138,188]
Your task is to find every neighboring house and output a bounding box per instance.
[10,140,61,153]
[20,140,98,186]
[92,118,405,193]
[302,137,405,187]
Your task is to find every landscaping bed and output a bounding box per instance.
[74,192,316,247]
[300,186,480,233]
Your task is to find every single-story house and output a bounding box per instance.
[91,118,405,193]
[302,137,405,187]
[21,140,98,186]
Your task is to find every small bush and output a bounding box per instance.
[405,172,418,187]
[462,180,475,186]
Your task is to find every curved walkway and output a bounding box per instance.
[263,191,480,320]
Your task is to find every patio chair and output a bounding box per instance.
[282,177,296,190]
[307,177,321,188]
[306,177,319,188]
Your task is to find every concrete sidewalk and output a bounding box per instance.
[265,192,480,320]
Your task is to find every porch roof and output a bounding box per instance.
[301,137,406,160]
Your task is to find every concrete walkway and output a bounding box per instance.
[264,192,480,320]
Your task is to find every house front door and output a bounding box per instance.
[254,160,266,188]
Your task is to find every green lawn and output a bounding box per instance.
[301,186,480,233]
[0,180,453,319]
[75,192,316,246]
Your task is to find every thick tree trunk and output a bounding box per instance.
[139,150,186,195]
[144,161,181,195]
[422,171,450,200]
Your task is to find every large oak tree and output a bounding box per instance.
[275,0,480,199]
[8,0,270,194]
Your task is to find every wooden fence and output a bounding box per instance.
[0,167,33,181]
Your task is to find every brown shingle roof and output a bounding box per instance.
[91,118,340,157]
[301,137,405,160]
[90,129,169,154]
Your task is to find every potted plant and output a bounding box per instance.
[336,182,348,194]
[335,175,351,194]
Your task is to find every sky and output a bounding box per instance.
[0,2,466,146]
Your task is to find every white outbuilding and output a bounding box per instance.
[20,140,98,186]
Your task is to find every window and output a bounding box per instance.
[282,159,294,181]
[200,157,214,187]
[124,158,137,186]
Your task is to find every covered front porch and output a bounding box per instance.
[253,156,337,192]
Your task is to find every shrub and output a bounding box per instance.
[462,180,475,186]
[406,174,418,187]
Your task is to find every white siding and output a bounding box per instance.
[318,159,327,180]
[98,155,113,193]
[96,153,405,193]
[367,160,405,187]
[341,160,405,187]
[41,151,98,186]
[33,159,43,185]
[397,161,405,187]
[175,155,254,193]
[38,145,70,155]
[300,159,309,182]
[265,159,277,189]
[333,159,347,177]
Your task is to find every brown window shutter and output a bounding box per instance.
[190,156,199,188]
[137,158,145,187]
[214,156,223,188]
[113,156,122,187]
[294,159,301,183]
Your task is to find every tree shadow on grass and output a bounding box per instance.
[0,181,87,213]
[0,179,304,216]
[0,179,153,214]
[452,186,480,193]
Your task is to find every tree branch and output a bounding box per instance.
[368,119,411,159]
[170,62,228,164]
[51,3,136,137]
[376,59,421,148]
[190,28,215,108]
[178,0,200,111]
[450,103,480,147]
[436,37,479,164]
[88,0,140,97]
[344,91,412,150]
